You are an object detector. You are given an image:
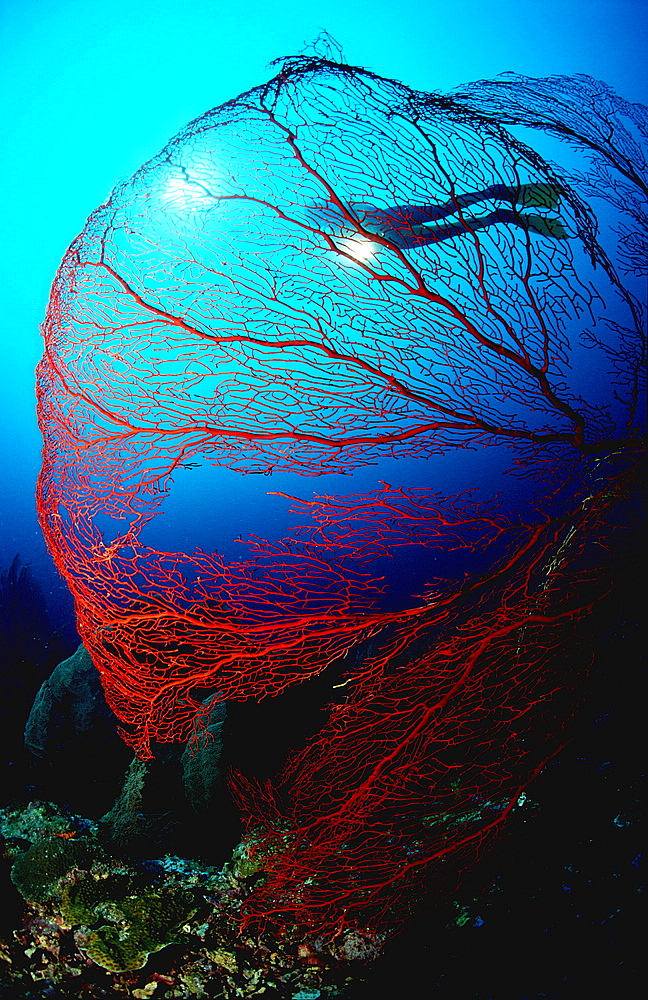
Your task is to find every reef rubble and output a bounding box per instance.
[0,800,370,999]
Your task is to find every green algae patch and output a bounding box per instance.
[75,886,197,972]
[61,872,134,926]
[0,801,92,843]
[10,830,197,973]
[61,871,197,972]
[10,837,96,903]
[230,825,294,880]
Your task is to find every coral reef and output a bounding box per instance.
[0,801,370,998]
[10,837,96,904]
[33,46,645,954]
[4,43,642,999]
[71,881,196,973]
[1,603,642,998]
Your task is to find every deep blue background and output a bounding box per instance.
[1,0,646,627]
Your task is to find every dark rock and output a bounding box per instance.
[24,647,237,859]
[0,554,74,799]
[23,645,131,815]
[25,645,111,758]
[99,700,235,861]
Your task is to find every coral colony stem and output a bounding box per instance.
[36,56,645,942]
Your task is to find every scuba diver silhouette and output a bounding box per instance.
[351,181,566,246]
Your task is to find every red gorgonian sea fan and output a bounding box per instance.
[36,57,645,941]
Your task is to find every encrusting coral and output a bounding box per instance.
[10,836,96,904]
[73,882,196,973]
[8,814,197,974]
[0,800,369,998]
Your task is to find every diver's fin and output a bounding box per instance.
[518,183,561,211]
[523,214,568,239]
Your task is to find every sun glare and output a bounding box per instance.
[336,236,378,263]
[160,173,217,212]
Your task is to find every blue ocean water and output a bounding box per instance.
[1,0,646,628]
[0,3,645,997]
